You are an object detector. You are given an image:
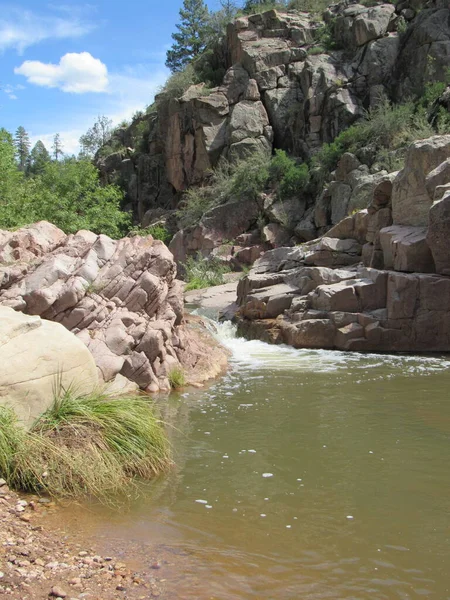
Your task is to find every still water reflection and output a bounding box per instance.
[55,321,450,599]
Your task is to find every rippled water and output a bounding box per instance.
[53,320,450,599]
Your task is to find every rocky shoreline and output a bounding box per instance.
[0,480,166,600]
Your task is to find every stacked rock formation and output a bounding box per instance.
[0,222,228,404]
[234,135,450,352]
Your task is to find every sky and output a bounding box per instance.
[0,0,223,154]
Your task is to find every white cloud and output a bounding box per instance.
[29,130,82,156]
[14,52,109,94]
[2,83,22,100]
[0,7,94,53]
[107,68,169,120]
[28,66,169,156]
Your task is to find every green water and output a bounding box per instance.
[58,323,450,599]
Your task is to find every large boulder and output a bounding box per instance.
[380,225,435,273]
[392,135,450,226]
[0,307,98,428]
[427,190,450,275]
[332,4,396,49]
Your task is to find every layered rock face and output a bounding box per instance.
[0,306,98,428]
[235,135,450,352]
[0,222,228,395]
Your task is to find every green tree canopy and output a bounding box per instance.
[0,147,129,238]
[165,0,210,73]
[1,128,23,204]
[14,126,30,172]
[28,140,51,175]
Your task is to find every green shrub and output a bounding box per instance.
[230,151,270,201]
[315,20,339,51]
[177,186,218,229]
[132,120,151,152]
[177,152,270,230]
[286,0,333,14]
[312,99,436,183]
[279,162,309,199]
[269,149,310,199]
[269,148,294,181]
[241,1,286,15]
[436,106,450,135]
[157,64,197,104]
[0,389,171,503]
[184,253,230,290]
[168,368,186,389]
[307,45,327,56]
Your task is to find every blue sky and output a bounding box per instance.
[0,1,223,154]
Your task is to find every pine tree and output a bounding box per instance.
[14,126,30,171]
[52,133,63,160]
[165,0,210,73]
[28,141,51,175]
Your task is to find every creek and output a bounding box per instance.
[52,314,450,599]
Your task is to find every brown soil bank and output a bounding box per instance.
[0,481,165,600]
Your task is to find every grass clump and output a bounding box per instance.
[184,253,230,290]
[130,223,171,243]
[0,389,171,503]
[0,408,24,482]
[168,368,186,390]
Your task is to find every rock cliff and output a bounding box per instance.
[98,0,449,225]
[0,222,228,399]
[234,134,450,352]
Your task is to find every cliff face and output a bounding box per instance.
[98,0,450,228]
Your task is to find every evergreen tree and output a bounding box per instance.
[0,128,22,202]
[28,141,51,175]
[165,0,210,73]
[79,115,113,157]
[52,133,63,160]
[14,126,30,171]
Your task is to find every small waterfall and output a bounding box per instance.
[195,310,450,375]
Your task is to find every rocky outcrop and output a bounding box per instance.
[0,222,228,395]
[92,2,450,276]
[0,306,98,428]
[234,135,450,352]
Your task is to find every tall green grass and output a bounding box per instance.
[0,389,171,504]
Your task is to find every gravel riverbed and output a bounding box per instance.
[0,480,165,600]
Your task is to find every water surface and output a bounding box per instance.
[54,321,450,599]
